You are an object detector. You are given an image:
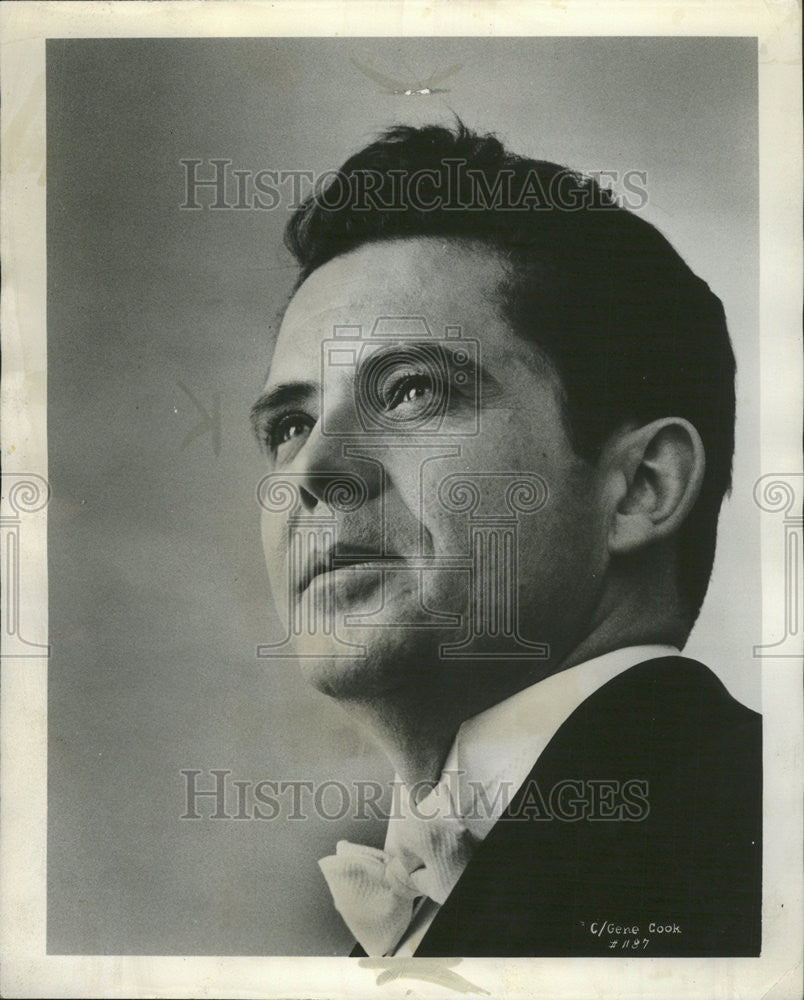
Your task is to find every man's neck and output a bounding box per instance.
[339,687,469,795]
[337,599,690,789]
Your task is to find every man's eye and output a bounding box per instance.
[384,373,434,410]
[269,414,313,454]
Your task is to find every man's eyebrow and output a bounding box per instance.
[355,341,501,394]
[249,382,316,435]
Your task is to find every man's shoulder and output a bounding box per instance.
[547,654,761,764]
[418,655,762,957]
[591,653,758,717]
[528,654,762,823]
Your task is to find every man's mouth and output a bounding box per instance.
[297,546,402,596]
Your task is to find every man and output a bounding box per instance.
[251,123,761,957]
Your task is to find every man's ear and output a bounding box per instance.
[604,418,706,556]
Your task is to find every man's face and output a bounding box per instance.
[255,238,608,704]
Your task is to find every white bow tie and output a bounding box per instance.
[318,785,477,956]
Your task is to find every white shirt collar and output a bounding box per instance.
[387,644,680,845]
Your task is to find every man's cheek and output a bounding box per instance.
[419,510,472,560]
[420,566,471,620]
[261,517,289,601]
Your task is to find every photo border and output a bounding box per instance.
[1,2,801,997]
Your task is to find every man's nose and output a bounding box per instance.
[291,421,381,514]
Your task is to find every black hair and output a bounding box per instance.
[284,122,736,621]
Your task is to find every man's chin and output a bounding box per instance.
[292,628,439,701]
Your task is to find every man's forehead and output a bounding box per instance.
[288,239,506,322]
[269,238,508,381]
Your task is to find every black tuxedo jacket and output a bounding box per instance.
[353,656,762,957]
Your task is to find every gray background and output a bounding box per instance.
[47,36,759,955]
